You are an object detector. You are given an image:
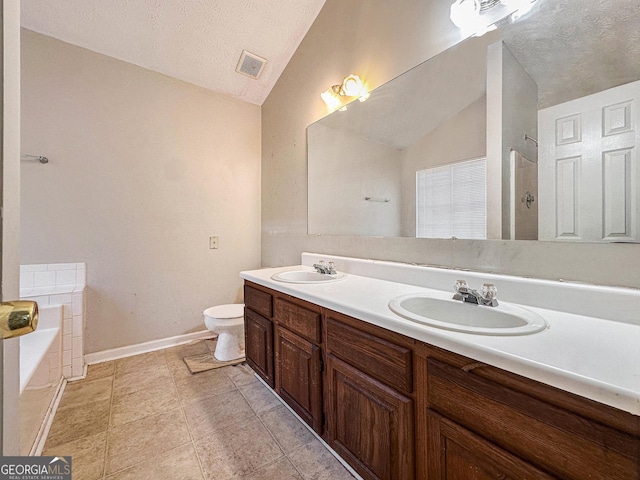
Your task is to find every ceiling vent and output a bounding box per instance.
[236,50,267,79]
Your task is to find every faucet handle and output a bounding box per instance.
[481,283,497,300]
[454,279,468,293]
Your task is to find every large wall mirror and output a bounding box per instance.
[308,0,640,242]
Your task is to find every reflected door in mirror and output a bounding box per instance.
[539,80,640,242]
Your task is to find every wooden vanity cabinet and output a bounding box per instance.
[273,295,324,434]
[244,283,275,387]
[244,282,640,480]
[244,282,324,433]
[423,348,640,480]
[324,310,416,480]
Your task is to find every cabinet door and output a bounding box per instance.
[427,357,639,479]
[426,410,555,480]
[326,355,414,480]
[275,326,323,433]
[244,309,274,388]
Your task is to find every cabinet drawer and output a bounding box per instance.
[427,358,639,480]
[326,317,413,393]
[274,297,322,344]
[245,284,272,318]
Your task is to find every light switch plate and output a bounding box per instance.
[209,236,219,249]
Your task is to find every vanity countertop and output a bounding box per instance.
[241,264,640,415]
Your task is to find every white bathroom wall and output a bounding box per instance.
[261,0,640,289]
[20,30,262,353]
[308,123,402,236]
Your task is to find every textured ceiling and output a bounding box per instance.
[21,0,326,105]
[502,0,640,109]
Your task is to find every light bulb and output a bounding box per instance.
[450,0,481,31]
[321,87,342,112]
[341,75,364,97]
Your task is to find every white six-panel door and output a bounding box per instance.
[539,80,639,242]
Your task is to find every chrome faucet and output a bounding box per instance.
[453,280,498,307]
[313,260,337,275]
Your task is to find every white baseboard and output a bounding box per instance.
[84,330,214,365]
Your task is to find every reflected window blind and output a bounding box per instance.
[416,157,486,239]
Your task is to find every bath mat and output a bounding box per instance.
[183,350,245,374]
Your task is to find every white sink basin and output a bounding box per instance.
[271,270,346,284]
[388,292,547,336]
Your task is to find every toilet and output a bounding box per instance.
[203,304,245,361]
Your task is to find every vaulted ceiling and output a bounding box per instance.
[21,0,327,105]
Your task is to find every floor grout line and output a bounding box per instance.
[164,345,208,480]
[104,354,188,479]
[252,408,300,478]
[237,374,318,479]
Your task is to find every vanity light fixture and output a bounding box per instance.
[450,0,484,33]
[321,74,370,112]
[500,0,536,19]
[320,86,344,111]
[450,0,538,37]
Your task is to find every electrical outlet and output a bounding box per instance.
[209,236,219,249]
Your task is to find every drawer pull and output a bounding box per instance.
[462,362,486,372]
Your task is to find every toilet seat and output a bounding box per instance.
[203,304,244,319]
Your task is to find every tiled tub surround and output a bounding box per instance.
[242,252,640,415]
[20,263,87,379]
[20,305,63,455]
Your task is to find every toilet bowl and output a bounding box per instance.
[203,304,245,361]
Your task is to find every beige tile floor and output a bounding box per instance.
[42,340,355,480]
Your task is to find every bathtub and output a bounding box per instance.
[20,304,64,455]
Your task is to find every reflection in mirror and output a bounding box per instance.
[307,0,640,242]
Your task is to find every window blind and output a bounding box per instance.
[416,157,487,239]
